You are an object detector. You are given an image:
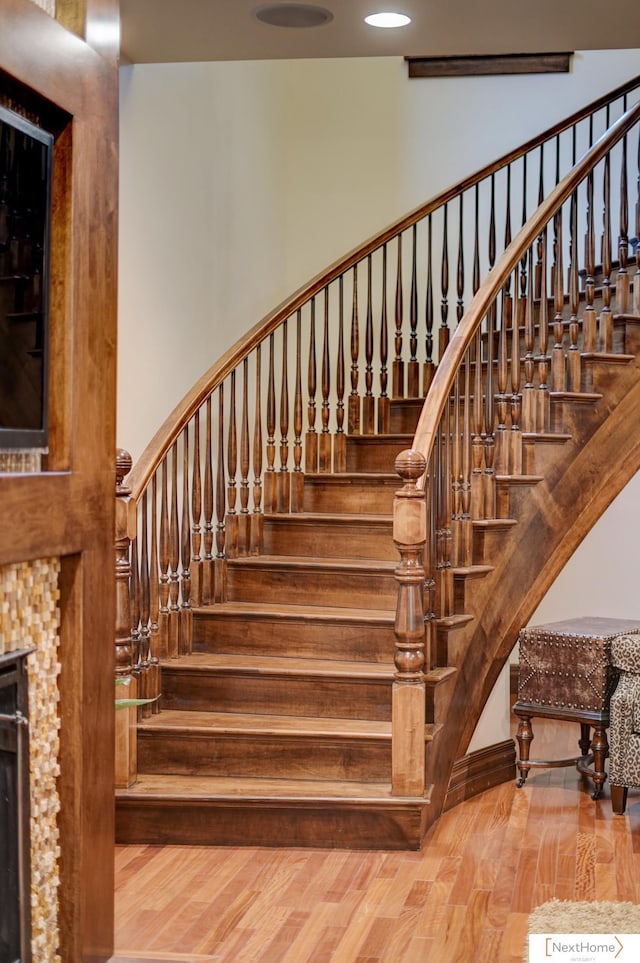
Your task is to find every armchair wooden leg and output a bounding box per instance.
[611,784,628,815]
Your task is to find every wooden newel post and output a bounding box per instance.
[115,448,138,788]
[392,449,428,797]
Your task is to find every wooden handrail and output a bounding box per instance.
[410,100,640,475]
[128,75,640,501]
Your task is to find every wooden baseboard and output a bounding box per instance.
[444,739,516,812]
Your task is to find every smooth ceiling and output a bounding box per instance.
[119,0,640,65]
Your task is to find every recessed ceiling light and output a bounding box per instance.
[365,12,412,29]
[253,3,334,28]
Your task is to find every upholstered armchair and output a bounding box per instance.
[609,634,640,814]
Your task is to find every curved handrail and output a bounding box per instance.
[128,75,640,500]
[409,99,640,474]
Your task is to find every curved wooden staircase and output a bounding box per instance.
[115,80,640,850]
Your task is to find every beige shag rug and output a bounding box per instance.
[525,900,640,961]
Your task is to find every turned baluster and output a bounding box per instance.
[157,455,171,659]
[115,448,138,788]
[440,205,450,357]
[408,225,420,396]
[510,263,523,475]
[180,426,192,653]
[139,490,157,718]
[190,410,202,605]
[617,130,630,314]
[226,370,238,557]
[277,326,291,506]
[348,269,361,433]
[456,194,464,326]
[534,145,545,298]
[521,248,537,432]
[451,367,463,564]
[471,327,485,518]
[473,184,480,296]
[167,441,180,658]
[129,533,142,702]
[115,449,135,679]
[567,191,581,391]
[551,207,566,391]
[306,299,319,468]
[239,358,252,547]
[582,171,597,353]
[536,228,551,431]
[251,344,266,547]
[378,247,391,433]
[265,333,278,508]
[484,304,497,519]
[392,449,428,796]
[363,257,377,429]
[393,234,404,398]
[459,349,473,564]
[291,315,305,508]
[494,287,510,476]
[320,292,333,467]
[488,173,496,272]
[202,396,214,603]
[424,214,435,394]
[600,152,613,351]
[214,385,227,602]
[149,478,160,712]
[435,409,453,617]
[334,284,347,471]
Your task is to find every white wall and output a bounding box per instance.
[119,50,640,752]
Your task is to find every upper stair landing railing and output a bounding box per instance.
[118,76,640,691]
[390,97,640,797]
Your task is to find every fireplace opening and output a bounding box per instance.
[0,650,32,963]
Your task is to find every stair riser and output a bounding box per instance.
[346,437,409,473]
[115,798,429,850]
[226,566,397,609]
[263,517,395,560]
[193,612,396,662]
[160,670,392,721]
[303,479,397,514]
[138,731,391,781]
[389,401,424,434]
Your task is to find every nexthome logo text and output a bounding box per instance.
[545,938,623,955]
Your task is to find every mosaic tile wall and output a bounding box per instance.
[0,557,62,963]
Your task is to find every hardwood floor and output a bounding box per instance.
[113,717,640,963]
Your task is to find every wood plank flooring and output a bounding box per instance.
[114,717,640,963]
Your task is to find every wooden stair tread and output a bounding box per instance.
[227,554,396,574]
[117,772,433,803]
[581,351,635,363]
[192,600,395,622]
[305,471,397,482]
[522,431,572,443]
[473,518,517,531]
[139,708,440,742]
[452,564,494,578]
[161,653,393,680]
[435,613,474,629]
[495,474,544,484]
[265,511,391,524]
[549,390,603,403]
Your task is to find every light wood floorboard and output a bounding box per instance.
[114,718,640,962]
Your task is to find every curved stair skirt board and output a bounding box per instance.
[444,739,517,813]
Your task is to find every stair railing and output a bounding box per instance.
[391,97,640,796]
[121,77,640,673]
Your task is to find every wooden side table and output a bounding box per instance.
[514,616,640,799]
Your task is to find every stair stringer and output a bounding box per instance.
[426,349,640,817]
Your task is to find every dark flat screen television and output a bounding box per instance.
[0,103,53,451]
